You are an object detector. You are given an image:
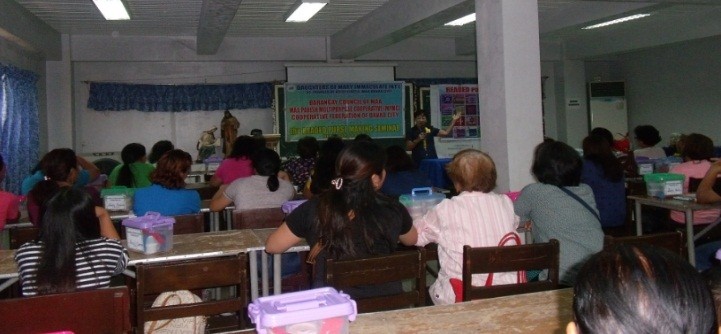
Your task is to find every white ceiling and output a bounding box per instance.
[10,0,721,59]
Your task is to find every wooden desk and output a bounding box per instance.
[109,199,235,232]
[231,289,573,334]
[0,249,19,293]
[629,195,721,266]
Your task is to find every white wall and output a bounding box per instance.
[620,35,721,146]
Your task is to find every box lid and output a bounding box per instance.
[101,186,135,197]
[121,212,174,229]
[281,199,307,214]
[643,173,684,183]
[399,187,446,205]
[248,287,357,333]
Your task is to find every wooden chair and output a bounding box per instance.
[604,231,685,257]
[130,254,248,333]
[9,226,40,249]
[461,239,560,301]
[232,207,286,230]
[0,286,131,334]
[325,247,426,313]
[172,212,205,235]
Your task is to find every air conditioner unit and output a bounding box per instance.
[588,81,628,138]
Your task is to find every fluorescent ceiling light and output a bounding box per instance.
[285,0,328,23]
[582,14,650,30]
[445,13,476,26]
[93,0,130,20]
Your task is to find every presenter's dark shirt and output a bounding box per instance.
[406,126,440,167]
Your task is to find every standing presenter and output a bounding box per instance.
[405,110,460,167]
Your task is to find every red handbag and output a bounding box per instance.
[449,232,527,303]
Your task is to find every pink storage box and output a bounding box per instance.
[248,287,357,334]
[121,212,175,254]
[281,200,307,214]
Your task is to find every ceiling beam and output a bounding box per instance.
[196,0,243,55]
[331,0,474,60]
[0,0,60,60]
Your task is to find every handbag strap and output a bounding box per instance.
[557,186,601,222]
[484,232,527,286]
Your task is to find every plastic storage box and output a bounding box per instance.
[644,173,684,198]
[248,287,357,334]
[635,157,655,175]
[653,156,683,173]
[121,212,175,254]
[101,186,135,211]
[281,199,307,214]
[399,187,446,221]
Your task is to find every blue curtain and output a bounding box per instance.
[87,82,274,112]
[0,64,40,194]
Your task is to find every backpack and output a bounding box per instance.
[144,290,207,334]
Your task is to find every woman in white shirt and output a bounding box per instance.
[413,149,519,305]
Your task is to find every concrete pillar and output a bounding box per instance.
[476,0,543,192]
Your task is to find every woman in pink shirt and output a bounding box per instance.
[0,154,19,229]
[669,133,720,224]
[209,135,258,186]
[414,149,519,305]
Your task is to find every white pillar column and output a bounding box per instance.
[476,0,543,192]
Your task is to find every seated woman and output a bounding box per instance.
[669,133,720,225]
[380,145,433,198]
[632,125,666,159]
[210,135,258,187]
[210,147,295,212]
[21,154,100,195]
[569,244,716,334]
[14,188,128,296]
[108,143,154,188]
[27,149,119,239]
[283,136,319,189]
[133,149,201,216]
[580,135,626,228]
[514,140,604,286]
[0,154,19,229]
[266,142,418,298]
[414,149,518,305]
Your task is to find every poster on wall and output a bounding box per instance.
[431,84,481,158]
[284,82,404,141]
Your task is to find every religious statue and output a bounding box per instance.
[196,126,218,162]
[220,110,240,156]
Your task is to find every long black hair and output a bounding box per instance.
[252,148,281,192]
[583,135,623,182]
[115,143,146,187]
[316,141,399,259]
[36,188,101,295]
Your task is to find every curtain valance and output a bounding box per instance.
[87,82,274,112]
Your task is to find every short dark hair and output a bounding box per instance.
[413,110,427,119]
[634,125,662,146]
[228,135,257,159]
[589,127,614,147]
[531,140,582,187]
[573,244,716,334]
[148,140,174,164]
[682,133,714,161]
[296,136,319,159]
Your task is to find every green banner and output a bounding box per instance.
[284,82,405,141]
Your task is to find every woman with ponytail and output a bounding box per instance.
[15,188,128,296]
[266,141,418,298]
[27,149,119,239]
[108,143,154,188]
[210,147,295,212]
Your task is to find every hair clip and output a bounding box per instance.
[43,176,51,181]
[331,177,343,190]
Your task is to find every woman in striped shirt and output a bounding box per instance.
[14,188,128,296]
